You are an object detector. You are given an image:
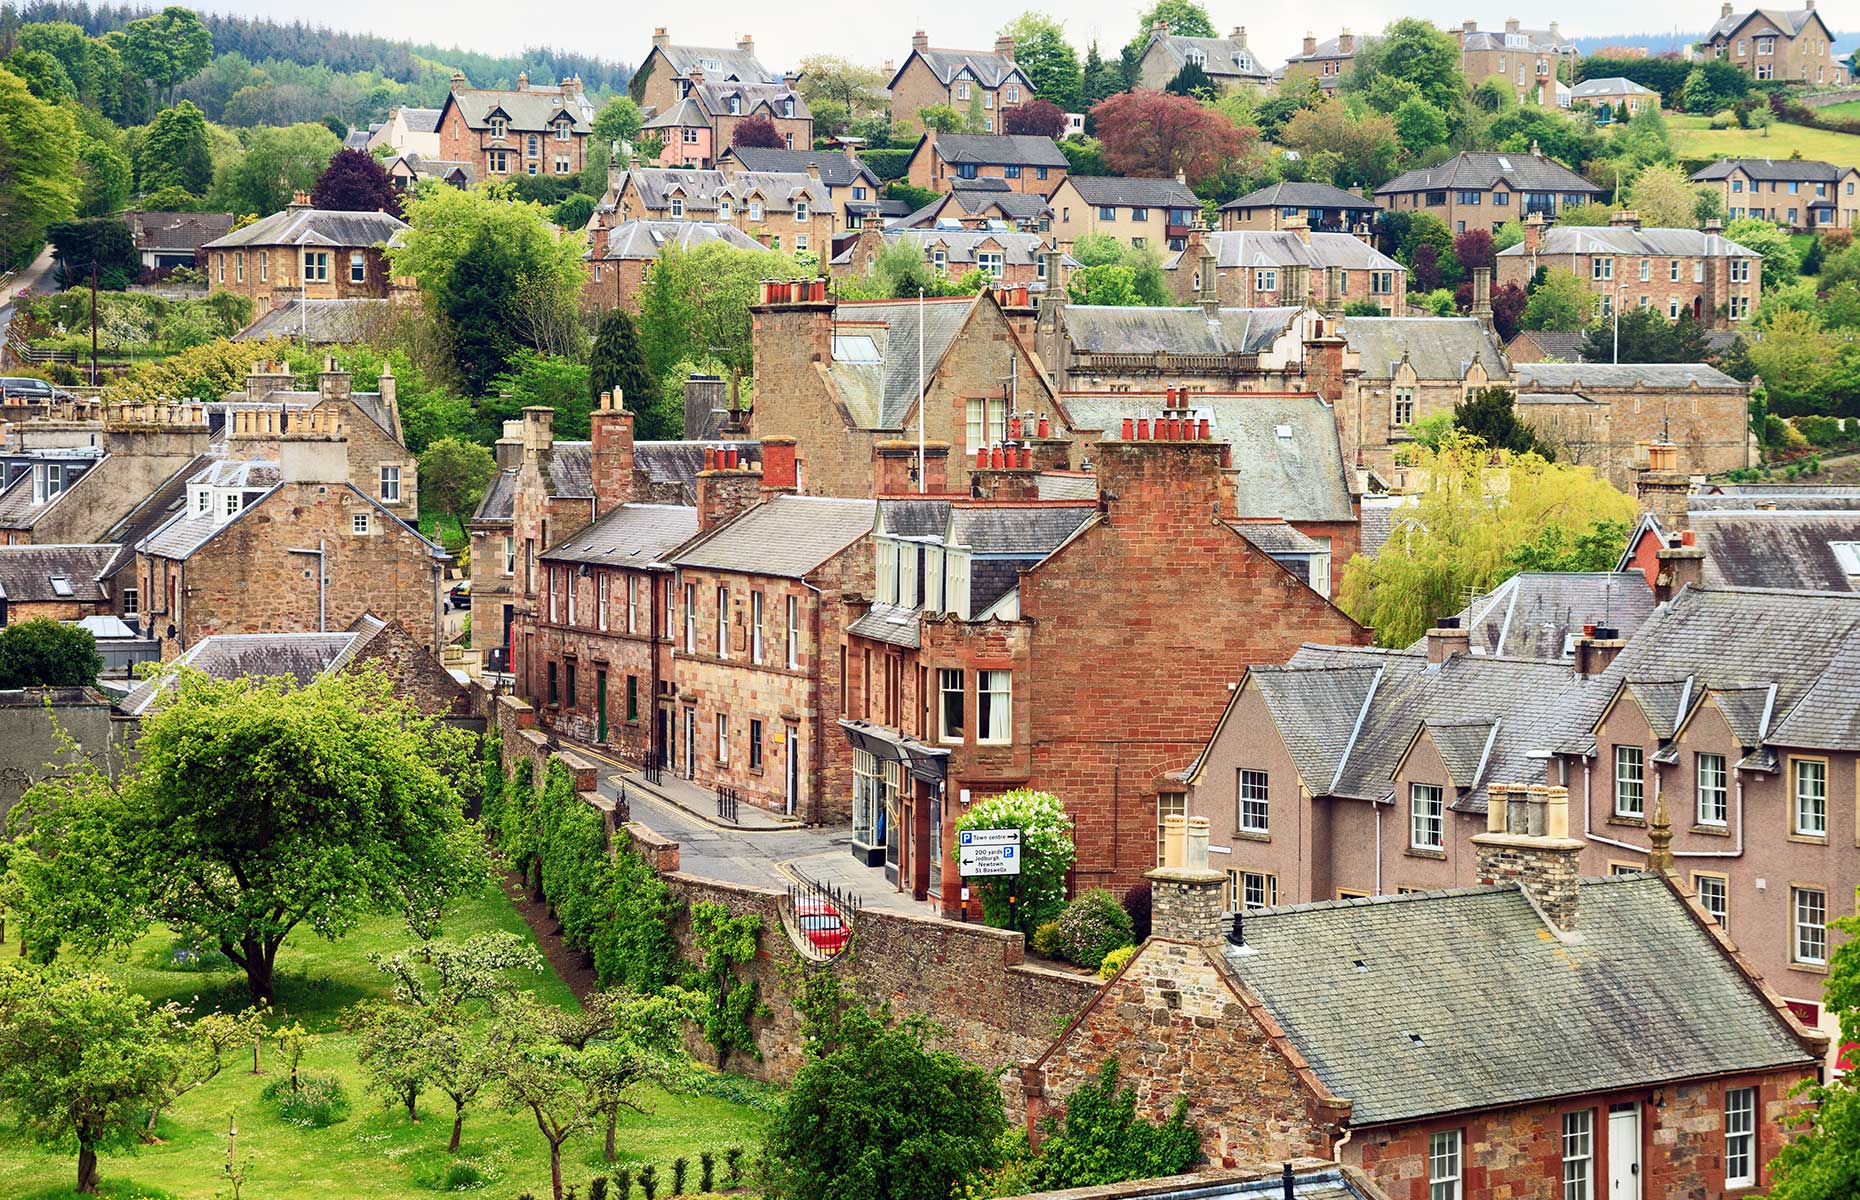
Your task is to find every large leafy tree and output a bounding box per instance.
[1581,307,1712,364]
[636,239,800,387]
[1089,89,1257,188]
[210,121,340,218]
[1026,1060,1199,1189]
[731,113,785,149]
[0,66,80,271]
[417,437,497,530]
[1133,0,1215,41]
[438,228,523,396]
[1521,267,1595,331]
[795,56,887,135]
[312,146,400,215]
[1770,907,1860,1199]
[1345,18,1467,122]
[1454,387,1548,456]
[4,669,488,1004]
[1338,430,1635,645]
[0,618,102,688]
[1001,13,1081,112]
[1079,41,1124,109]
[135,99,212,197]
[48,217,141,289]
[1003,97,1066,139]
[1724,217,1801,290]
[0,963,188,1194]
[590,96,643,147]
[1625,162,1703,230]
[119,5,213,108]
[1276,97,1400,190]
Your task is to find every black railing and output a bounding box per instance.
[717,785,740,823]
[643,758,662,786]
[785,877,860,961]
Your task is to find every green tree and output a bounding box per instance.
[483,350,593,441]
[1027,1060,1200,1189]
[552,193,595,231]
[1392,96,1448,157]
[1277,97,1400,189]
[6,48,75,101]
[591,96,643,147]
[210,122,340,218]
[952,789,1076,936]
[762,977,1008,1200]
[417,437,497,530]
[1165,61,1216,99]
[1624,162,1702,229]
[1506,518,1633,573]
[635,240,800,387]
[588,308,658,416]
[5,669,488,1004]
[0,963,188,1194]
[438,228,523,396]
[75,133,133,217]
[1520,267,1595,331]
[1580,307,1712,364]
[1724,217,1800,290]
[1001,14,1081,112]
[48,217,140,290]
[1453,386,1548,456]
[796,56,888,136]
[120,5,213,108]
[136,99,212,196]
[0,65,80,270]
[0,617,102,688]
[1079,41,1123,109]
[1133,0,1215,42]
[1347,18,1467,119]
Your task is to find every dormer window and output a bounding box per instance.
[1186,48,1206,66]
[795,200,809,222]
[556,118,572,140]
[223,491,240,518]
[193,487,210,515]
[670,195,684,217]
[678,79,692,98]
[748,200,763,220]
[729,95,742,115]
[718,198,733,219]
[29,463,63,506]
[490,116,507,139]
[783,98,795,118]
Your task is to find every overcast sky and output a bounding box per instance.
[204,1,1725,73]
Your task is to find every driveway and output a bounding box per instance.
[0,245,57,338]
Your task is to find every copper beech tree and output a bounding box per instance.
[1087,88,1257,188]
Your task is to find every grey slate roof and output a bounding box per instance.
[1141,31,1270,82]
[1173,231,1402,272]
[0,544,118,603]
[99,452,216,578]
[719,147,878,189]
[1223,876,1817,1126]
[922,134,1068,168]
[655,43,779,84]
[1233,520,1323,555]
[540,503,697,567]
[1425,571,1658,661]
[202,207,408,250]
[1063,176,1200,209]
[687,79,809,122]
[1061,305,1303,356]
[1692,157,1851,183]
[1377,152,1603,198]
[1496,227,1759,260]
[642,97,710,130]
[1221,182,1383,213]
[400,107,442,134]
[126,210,237,252]
[1515,362,1745,390]
[119,630,367,716]
[473,470,517,524]
[1460,25,1572,52]
[1286,35,1356,63]
[1569,77,1659,99]
[848,602,922,649]
[618,168,828,217]
[948,504,1094,555]
[894,47,1026,89]
[444,84,592,133]
[596,220,765,262]
[1341,317,1504,381]
[234,299,390,344]
[1707,6,1825,39]
[632,441,761,502]
[546,444,594,498]
[1688,510,1860,591]
[826,297,976,430]
[669,495,875,578]
[1247,665,1384,792]
[944,186,1052,221]
[865,229,1053,268]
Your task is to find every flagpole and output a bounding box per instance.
[917,286,926,494]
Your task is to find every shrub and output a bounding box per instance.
[724,1147,745,1188]
[614,1167,633,1199]
[1046,890,1135,971]
[441,1162,483,1189]
[1120,882,1152,942]
[699,1153,715,1193]
[1098,944,1137,979]
[639,1165,659,1200]
[261,1072,351,1128]
[1027,1060,1200,1189]
[672,1157,688,1195]
[1795,414,1847,446]
[1031,920,1063,958]
[953,789,1077,937]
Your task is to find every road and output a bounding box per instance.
[0,246,57,341]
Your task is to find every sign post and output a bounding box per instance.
[957,828,1022,877]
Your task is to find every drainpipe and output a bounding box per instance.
[1373,803,1382,895]
[650,567,662,769]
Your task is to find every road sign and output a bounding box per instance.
[958,828,1022,876]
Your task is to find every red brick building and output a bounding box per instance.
[1025,807,1826,1199]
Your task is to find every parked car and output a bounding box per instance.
[448,580,471,607]
[0,376,75,402]
[794,898,849,954]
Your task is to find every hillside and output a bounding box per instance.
[1667,113,1860,164]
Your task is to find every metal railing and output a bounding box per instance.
[784,877,860,961]
[643,757,662,786]
[716,784,740,823]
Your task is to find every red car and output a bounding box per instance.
[794,899,849,954]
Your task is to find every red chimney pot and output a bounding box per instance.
[1008,416,1023,440]
[1681,529,1696,546]
[1121,417,1135,440]
[726,448,739,469]
[1198,417,1211,439]
[1135,418,1150,440]
[990,445,1004,469]
[1037,415,1051,438]
[976,446,990,468]
[1018,446,1031,468]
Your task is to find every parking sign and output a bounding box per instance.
[958,828,1022,876]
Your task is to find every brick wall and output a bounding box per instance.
[208,244,395,317]
[350,616,470,715]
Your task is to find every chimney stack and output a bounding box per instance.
[995,35,1015,57]
[874,439,949,496]
[1573,624,1626,676]
[1609,210,1643,230]
[1284,212,1311,244]
[1337,28,1354,55]
[912,29,929,51]
[1635,441,1692,535]
[754,278,835,366]
[1231,26,1247,46]
[1471,267,1493,330]
[759,435,799,496]
[1426,616,1470,666]
[1504,16,1521,34]
[695,448,765,532]
[1302,31,1317,56]
[516,71,529,91]
[590,390,636,517]
[653,27,670,48]
[737,34,755,54]
[1523,211,1546,255]
[1474,784,1584,932]
[317,355,352,402]
[495,420,524,470]
[1655,530,1707,602]
[1146,815,1228,944]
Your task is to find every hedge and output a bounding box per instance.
[861,148,914,181]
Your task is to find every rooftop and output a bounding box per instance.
[669,494,875,578]
[0,543,119,604]
[1378,151,1603,197]
[922,133,1069,169]
[202,206,408,251]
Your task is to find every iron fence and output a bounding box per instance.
[717,784,740,823]
[784,876,860,961]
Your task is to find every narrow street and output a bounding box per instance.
[0,245,57,339]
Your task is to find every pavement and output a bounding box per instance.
[0,245,56,337]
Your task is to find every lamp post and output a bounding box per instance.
[1613,280,1629,364]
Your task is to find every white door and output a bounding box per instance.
[1608,1103,1641,1200]
[784,723,799,816]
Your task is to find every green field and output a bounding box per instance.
[0,882,770,1200]
[1811,99,1860,122]
[1668,114,1860,165]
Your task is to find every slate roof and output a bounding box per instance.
[473,470,518,524]
[234,299,390,344]
[119,631,365,716]
[848,602,922,649]
[632,441,761,502]
[1141,31,1270,82]
[1460,25,1572,51]
[1496,227,1760,260]
[1424,571,1658,661]
[1062,176,1200,209]
[1706,6,1826,40]
[1377,152,1603,198]
[1061,392,1353,523]
[1221,182,1383,213]
[1061,305,1304,356]
[719,147,877,189]
[851,229,1053,269]
[1506,328,1587,361]
[1223,876,1817,1126]
[400,107,442,134]
[655,43,779,84]
[545,444,594,498]
[444,84,592,133]
[1234,520,1323,556]
[948,503,1094,555]
[921,134,1069,168]
[1172,231,1403,272]
[1341,317,1504,381]
[540,503,697,567]
[825,297,976,430]
[669,495,875,578]
[0,544,118,603]
[687,79,809,122]
[1569,77,1660,99]
[202,207,408,250]
[1514,362,1745,390]
[139,474,443,562]
[597,220,765,262]
[894,46,1026,89]
[1286,35,1357,63]
[1692,157,1852,183]
[1687,510,1860,591]
[126,210,237,253]
[940,185,1053,221]
[618,168,828,216]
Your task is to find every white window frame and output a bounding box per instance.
[503,535,516,575]
[597,573,610,631]
[352,511,370,535]
[786,594,800,668]
[350,251,365,283]
[1429,1130,1462,1200]
[303,250,330,282]
[1694,872,1728,928]
[977,670,1011,745]
[1794,887,1828,964]
[1793,758,1827,836]
[751,591,765,664]
[627,574,638,632]
[1725,1087,1756,1188]
[1410,782,1444,850]
[683,582,696,652]
[1614,745,1644,818]
[938,667,964,744]
[716,712,729,764]
[1697,752,1728,827]
[1238,769,1269,834]
[1240,871,1276,911]
[715,585,730,658]
[380,464,401,502]
[1561,1109,1593,1200]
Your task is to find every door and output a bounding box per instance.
[655,706,668,769]
[682,708,696,779]
[595,671,607,743]
[1608,1103,1641,1200]
[784,722,799,816]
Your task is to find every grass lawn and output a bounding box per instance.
[1812,99,1860,122]
[1668,114,1860,163]
[0,881,771,1199]
[418,512,465,547]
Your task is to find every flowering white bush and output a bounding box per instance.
[953,788,1076,935]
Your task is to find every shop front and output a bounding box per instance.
[840,719,949,901]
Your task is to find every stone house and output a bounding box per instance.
[1512,361,1754,487]
[887,32,1033,135]
[0,543,122,626]
[435,71,593,181]
[1280,29,1358,93]
[1047,175,1202,252]
[1024,810,1826,1198]
[828,224,1057,289]
[1690,157,1860,230]
[124,210,235,273]
[0,402,213,548]
[603,166,835,259]
[1569,76,1661,118]
[1455,18,1578,103]
[1166,226,1407,314]
[1700,2,1847,85]
[717,146,883,229]
[633,31,811,153]
[1335,315,1508,476]
[842,422,1369,896]
[1218,182,1381,234]
[382,152,474,192]
[362,106,442,158]
[581,220,765,314]
[903,132,1069,197]
[200,199,408,318]
[891,180,1054,231]
[1496,213,1763,328]
[749,282,1073,498]
[1034,301,1322,395]
[134,411,447,660]
[1375,149,1604,235]
[1132,24,1271,92]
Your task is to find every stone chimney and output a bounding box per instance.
[1197,241,1219,314]
[1655,529,1707,602]
[590,390,636,517]
[1573,624,1626,676]
[1153,20,1170,36]
[1504,16,1521,34]
[737,34,755,54]
[995,35,1015,57]
[1301,318,1349,403]
[874,440,950,496]
[1337,28,1354,55]
[495,419,524,470]
[1320,266,1344,318]
[520,405,556,469]
[1722,1,1733,16]
[653,27,670,48]
[1523,211,1546,255]
[316,355,352,402]
[753,278,835,368]
[1609,210,1643,230]
[1147,815,1228,943]
[1093,406,1226,527]
[450,69,466,89]
[1284,213,1311,244]
[244,359,296,404]
[517,71,529,90]
[1426,617,1471,665]
[377,360,398,433]
[912,29,929,51]
[1635,441,1692,534]
[1474,783,1584,932]
[1302,31,1317,56]
[1039,247,1068,319]
[279,408,349,484]
[760,436,799,497]
[289,190,311,210]
[1471,267,1493,330]
[1231,26,1247,46]
[695,449,764,532]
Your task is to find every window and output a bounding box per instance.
[1794,759,1827,836]
[1794,887,1828,964]
[1731,259,1751,283]
[490,116,507,138]
[566,661,576,707]
[556,118,572,141]
[1725,1087,1756,1188]
[1392,387,1415,427]
[1005,164,1022,179]
[260,251,267,281]
[1614,745,1644,817]
[786,594,800,668]
[716,586,730,658]
[1098,205,1117,221]
[1410,783,1444,850]
[1456,190,1482,205]
[1254,268,1278,291]
[716,713,729,763]
[554,156,571,175]
[1237,871,1276,911]
[984,92,994,109]
[1371,270,1395,294]
[627,575,638,632]
[978,670,1011,744]
[1155,791,1186,863]
[1429,1131,1461,1200]
[956,80,971,101]
[938,668,964,743]
[749,718,763,770]
[488,149,509,173]
[1131,206,1149,222]
[597,572,610,630]
[527,134,540,157]
[1694,753,1728,826]
[1694,872,1728,927]
[345,249,365,286]
[503,535,516,575]
[352,511,370,535]
[966,396,1007,449]
[223,491,240,517]
[1561,1110,1593,1200]
[303,251,330,282]
[795,200,809,222]
[1238,769,1269,834]
[1668,296,1680,320]
[683,583,695,652]
[977,251,1004,278]
[235,252,244,282]
[670,196,684,217]
[748,200,763,220]
[1591,256,1613,281]
[121,587,138,616]
[751,591,765,663]
[1036,166,1049,181]
[1006,85,1019,103]
[547,661,558,705]
[565,569,576,625]
[626,674,638,721]
[380,464,401,502]
[795,235,809,253]
[718,198,732,220]
[1670,259,1681,282]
